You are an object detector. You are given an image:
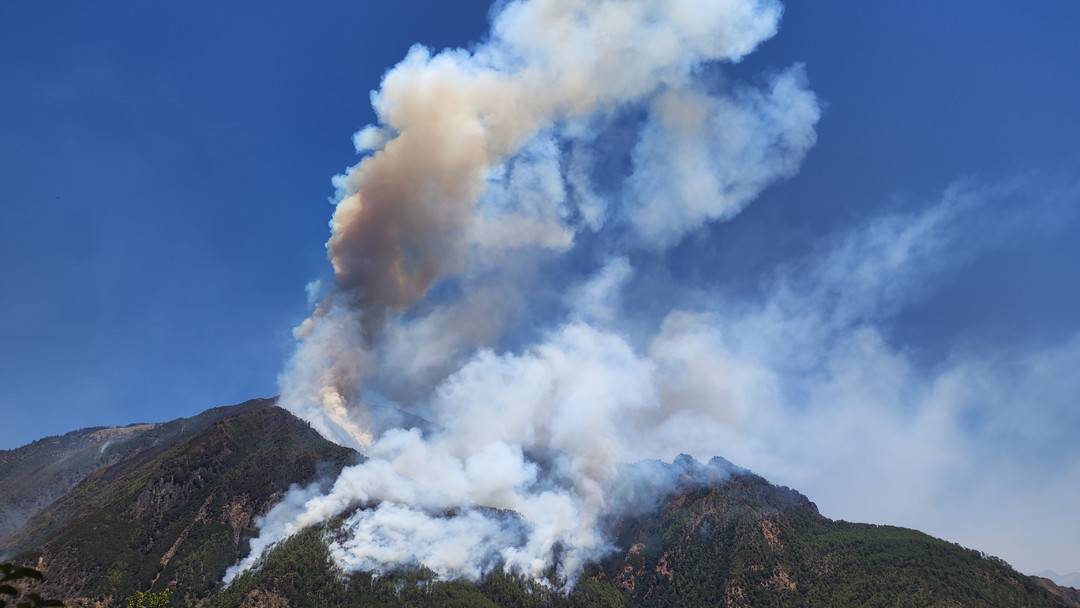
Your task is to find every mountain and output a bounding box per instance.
[1035,578,1080,607]
[217,460,1076,608]
[1041,573,1080,592]
[0,421,156,541]
[1,398,1076,607]
[0,398,356,606]
[0,398,287,544]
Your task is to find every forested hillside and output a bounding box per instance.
[2,400,1075,608]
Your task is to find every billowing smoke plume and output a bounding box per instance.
[230,0,823,586]
[282,0,818,450]
[328,0,787,326]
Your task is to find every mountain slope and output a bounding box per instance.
[218,460,1073,608]
[2,400,1075,607]
[588,468,1070,607]
[1041,573,1080,592]
[0,397,287,546]
[1036,578,1080,607]
[1,399,356,607]
[0,422,157,541]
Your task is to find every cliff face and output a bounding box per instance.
[1,399,1075,607]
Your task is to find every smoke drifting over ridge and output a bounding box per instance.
[230,0,822,585]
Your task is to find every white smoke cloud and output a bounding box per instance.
[470,134,574,252]
[329,504,524,581]
[214,0,1080,582]
[624,65,819,247]
[250,170,1080,585]
[280,301,373,450]
[227,0,927,589]
[368,285,515,406]
[278,0,819,450]
[224,480,328,583]
[608,181,1080,575]
[328,0,794,322]
[564,257,633,324]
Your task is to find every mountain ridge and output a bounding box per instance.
[1,399,357,606]
[1041,572,1080,591]
[0,397,283,551]
[1,398,1076,607]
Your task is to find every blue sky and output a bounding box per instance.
[2,0,1079,575]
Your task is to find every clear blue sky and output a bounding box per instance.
[2,0,1079,573]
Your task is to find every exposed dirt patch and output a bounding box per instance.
[220,494,254,545]
[615,543,646,591]
[241,588,290,608]
[656,552,673,579]
[153,492,216,585]
[766,565,797,592]
[88,424,157,443]
[725,582,749,608]
[760,517,783,551]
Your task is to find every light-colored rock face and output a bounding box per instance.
[87,424,157,447]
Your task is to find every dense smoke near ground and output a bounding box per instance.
[227,0,1080,588]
